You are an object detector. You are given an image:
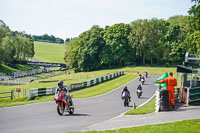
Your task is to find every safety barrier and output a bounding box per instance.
[188,86,200,105]
[28,87,57,100]
[28,71,124,100]
[0,68,53,81]
[0,90,14,99]
[155,89,160,112]
[70,71,124,90]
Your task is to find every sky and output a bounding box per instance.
[0,0,192,40]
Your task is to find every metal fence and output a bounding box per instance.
[0,88,27,100]
[0,90,14,99]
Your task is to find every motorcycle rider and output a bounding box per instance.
[137,84,142,91]
[141,75,145,82]
[137,84,142,92]
[121,86,131,101]
[144,72,148,78]
[139,74,142,81]
[56,80,69,102]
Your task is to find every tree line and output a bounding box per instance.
[0,20,35,65]
[64,0,200,72]
[32,34,64,44]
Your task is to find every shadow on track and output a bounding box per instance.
[138,97,148,99]
[64,113,90,116]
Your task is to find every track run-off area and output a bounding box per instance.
[0,75,159,133]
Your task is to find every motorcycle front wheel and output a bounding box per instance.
[57,104,64,116]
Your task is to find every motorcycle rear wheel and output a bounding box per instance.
[69,108,74,114]
[124,98,129,107]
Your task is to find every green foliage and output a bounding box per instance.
[0,19,35,65]
[185,31,200,54]
[32,34,64,44]
[188,0,200,31]
[65,25,105,71]
[102,23,131,67]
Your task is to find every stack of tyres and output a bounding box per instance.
[160,89,169,111]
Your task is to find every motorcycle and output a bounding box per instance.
[122,91,130,107]
[54,91,74,115]
[141,78,145,85]
[145,72,148,78]
[136,89,142,98]
[138,75,142,81]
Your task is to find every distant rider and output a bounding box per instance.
[139,74,142,81]
[121,86,131,101]
[141,75,145,82]
[137,84,142,91]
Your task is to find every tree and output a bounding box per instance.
[64,25,105,71]
[163,24,182,64]
[188,0,200,31]
[185,31,200,54]
[65,38,71,43]
[103,23,131,66]
[147,19,168,65]
[184,0,200,54]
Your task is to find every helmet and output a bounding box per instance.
[58,80,63,86]
[124,86,128,91]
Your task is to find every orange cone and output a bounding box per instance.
[133,102,136,109]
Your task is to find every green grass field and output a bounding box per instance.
[34,41,66,63]
[70,119,200,133]
[0,64,34,74]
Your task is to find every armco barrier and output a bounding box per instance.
[28,87,56,100]
[28,71,124,100]
[188,86,200,105]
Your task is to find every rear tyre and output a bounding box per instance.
[124,99,127,107]
[69,108,74,114]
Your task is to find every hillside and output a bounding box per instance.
[34,41,66,63]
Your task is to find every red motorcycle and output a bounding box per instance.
[54,91,74,115]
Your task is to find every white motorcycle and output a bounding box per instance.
[136,89,142,98]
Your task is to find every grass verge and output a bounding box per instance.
[70,119,200,133]
[125,96,156,115]
[72,74,137,98]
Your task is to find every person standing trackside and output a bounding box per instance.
[156,72,177,108]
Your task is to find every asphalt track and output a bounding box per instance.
[0,75,159,133]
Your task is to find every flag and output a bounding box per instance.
[154,72,169,88]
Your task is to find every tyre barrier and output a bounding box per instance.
[159,89,170,111]
[188,86,200,105]
[28,71,124,100]
[155,89,160,112]
[155,89,170,112]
